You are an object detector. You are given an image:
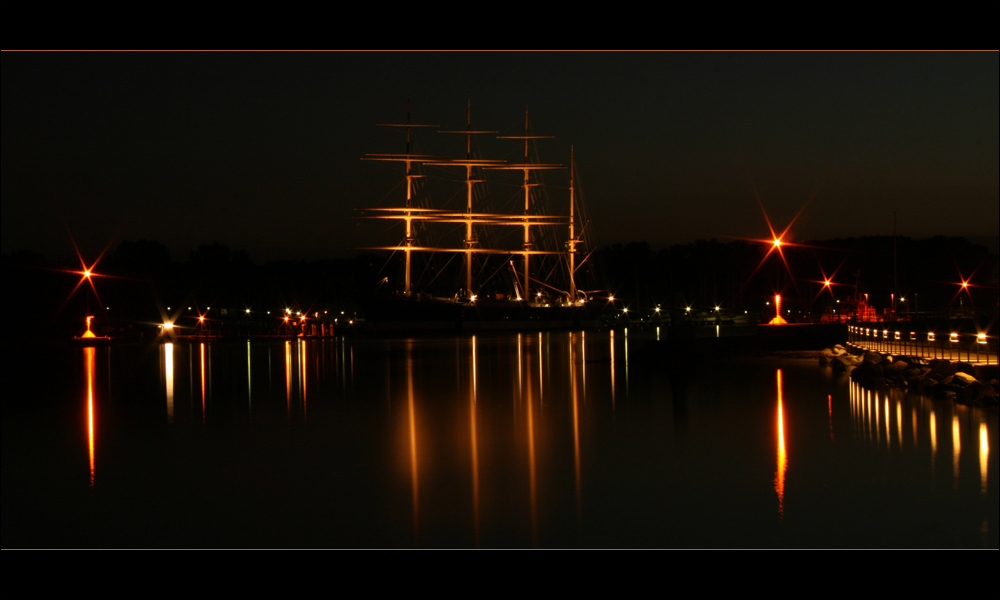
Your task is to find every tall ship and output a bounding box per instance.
[355,103,608,331]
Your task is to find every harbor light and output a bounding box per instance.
[768,294,787,325]
[163,322,174,330]
[978,333,987,344]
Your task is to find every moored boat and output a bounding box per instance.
[355,103,608,332]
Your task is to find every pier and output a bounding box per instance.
[848,321,997,365]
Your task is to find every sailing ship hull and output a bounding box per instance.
[360,294,603,333]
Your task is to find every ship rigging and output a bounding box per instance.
[357,103,599,312]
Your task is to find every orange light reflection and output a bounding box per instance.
[200,343,207,423]
[470,336,480,547]
[980,422,989,495]
[164,342,174,424]
[526,346,538,548]
[953,415,961,486]
[775,369,786,519]
[571,332,582,519]
[930,411,938,467]
[407,342,419,544]
[85,347,96,488]
[285,341,292,417]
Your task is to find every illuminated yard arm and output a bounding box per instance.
[362,103,440,296]
[358,108,569,301]
[495,111,562,302]
[436,101,504,299]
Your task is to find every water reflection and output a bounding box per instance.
[406,341,419,544]
[470,335,480,547]
[953,415,961,486]
[609,330,615,407]
[930,411,938,467]
[61,334,995,548]
[247,340,252,412]
[300,339,308,420]
[200,343,207,423]
[525,335,539,547]
[85,347,96,488]
[775,369,786,519]
[163,342,174,424]
[981,422,990,495]
[846,378,994,496]
[571,332,582,519]
[285,341,292,417]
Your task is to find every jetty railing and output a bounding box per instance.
[848,322,997,365]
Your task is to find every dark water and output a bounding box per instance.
[2,331,997,548]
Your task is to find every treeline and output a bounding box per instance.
[597,235,998,317]
[2,241,385,338]
[3,235,996,339]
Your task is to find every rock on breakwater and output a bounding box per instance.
[820,344,999,406]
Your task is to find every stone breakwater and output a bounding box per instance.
[820,344,999,406]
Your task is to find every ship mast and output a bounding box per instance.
[359,106,570,303]
[362,102,440,296]
[496,110,562,301]
[568,146,577,304]
[436,101,504,300]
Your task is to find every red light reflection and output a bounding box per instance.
[775,369,787,519]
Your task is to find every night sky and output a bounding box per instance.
[2,51,997,263]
